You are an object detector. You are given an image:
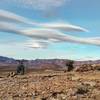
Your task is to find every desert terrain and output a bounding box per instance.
[0,70,100,100]
[0,56,100,100]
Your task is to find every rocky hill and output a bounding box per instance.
[0,56,100,71]
[0,56,72,71]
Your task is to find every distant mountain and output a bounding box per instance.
[0,56,72,70]
[74,60,100,66]
[0,56,16,63]
[0,56,100,71]
[25,59,72,70]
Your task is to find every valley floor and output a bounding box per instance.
[0,70,100,100]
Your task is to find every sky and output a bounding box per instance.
[0,0,100,60]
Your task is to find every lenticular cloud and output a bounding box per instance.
[26,40,49,49]
[0,9,88,32]
[0,9,100,48]
[0,22,100,47]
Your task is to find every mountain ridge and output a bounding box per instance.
[0,56,100,71]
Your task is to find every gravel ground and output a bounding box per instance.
[0,71,100,100]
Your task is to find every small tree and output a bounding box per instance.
[66,60,74,71]
[16,60,25,75]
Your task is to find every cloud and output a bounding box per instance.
[0,9,88,32]
[39,22,89,32]
[0,9,98,47]
[25,40,49,49]
[26,29,100,46]
[87,37,100,41]
[76,56,100,61]
[0,22,23,34]
[0,22,50,49]
[4,0,69,11]
[0,9,36,25]
[0,22,100,47]
[13,40,49,49]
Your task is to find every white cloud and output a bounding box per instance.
[39,22,89,32]
[26,40,49,49]
[0,9,88,32]
[76,56,100,61]
[0,22,23,34]
[86,37,100,41]
[6,0,69,11]
[27,29,100,46]
[0,10,99,48]
[13,40,49,49]
[0,22,100,47]
[0,9,36,25]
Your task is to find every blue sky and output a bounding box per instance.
[0,0,100,60]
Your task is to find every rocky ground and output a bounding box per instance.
[0,70,100,100]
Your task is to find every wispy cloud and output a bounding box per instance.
[26,40,49,49]
[4,0,70,11]
[39,22,89,32]
[23,28,100,46]
[76,56,100,61]
[0,9,36,25]
[0,22,100,47]
[0,22,23,34]
[0,9,99,48]
[0,9,87,32]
